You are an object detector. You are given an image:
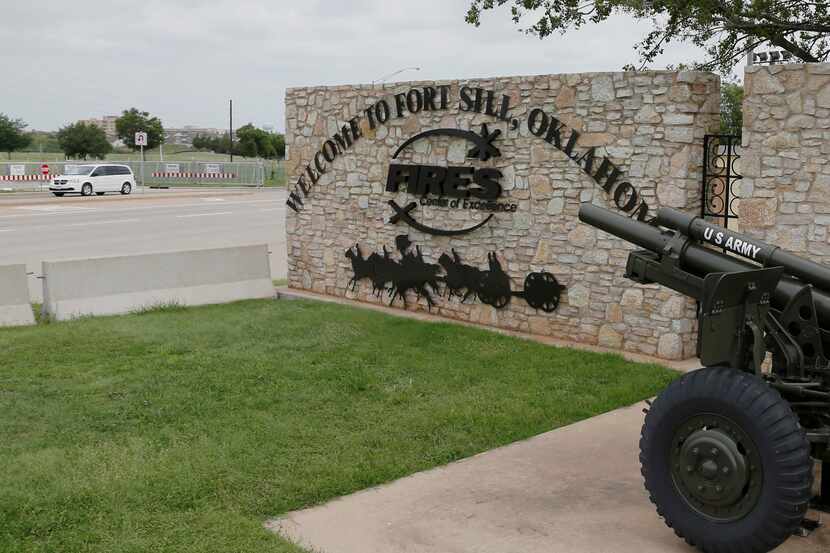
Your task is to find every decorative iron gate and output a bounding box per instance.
[701,134,742,228]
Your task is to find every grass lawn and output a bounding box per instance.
[0,299,677,553]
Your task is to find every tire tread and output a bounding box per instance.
[640,367,813,553]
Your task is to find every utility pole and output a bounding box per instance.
[229,99,234,162]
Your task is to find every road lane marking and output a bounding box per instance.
[16,205,94,212]
[0,229,14,232]
[177,211,234,218]
[0,198,284,219]
[65,218,141,227]
[201,198,226,202]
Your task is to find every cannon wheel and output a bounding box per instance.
[477,271,511,309]
[640,367,813,553]
[523,271,562,313]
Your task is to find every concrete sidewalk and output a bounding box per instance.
[267,402,827,553]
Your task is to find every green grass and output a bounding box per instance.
[264,171,286,187]
[0,299,677,553]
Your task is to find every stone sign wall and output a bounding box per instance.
[740,63,830,264]
[285,71,720,360]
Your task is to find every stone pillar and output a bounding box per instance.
[740,63,830,262]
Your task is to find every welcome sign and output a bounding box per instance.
[285,71,719,360]
[287,84,653,227]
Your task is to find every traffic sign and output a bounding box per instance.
[135,132,148,147]
[41,164,49,175]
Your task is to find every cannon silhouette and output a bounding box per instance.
[346,237,565,313]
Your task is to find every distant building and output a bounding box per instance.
[77,118,229,148]
[79,115,119,143]
[165,126,227,147]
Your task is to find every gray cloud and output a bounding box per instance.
[0,0,703,132]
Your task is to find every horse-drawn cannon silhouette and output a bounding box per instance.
[345,236,565,312]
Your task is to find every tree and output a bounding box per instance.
[193,134,235,155]
[465,1,830,74]
[115,108,164,151]
[57,122,112,160]
[270,133,286,158]
[236,124,262,158]
[721,81,743,135]
[192,134,212,151]
[236,124,281,158]
[193,126,285,159]
[0,114,32,159]
[22,131,62,153]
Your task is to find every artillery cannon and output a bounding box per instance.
[579,203,829,553]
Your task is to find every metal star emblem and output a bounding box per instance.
[467,123,502,161]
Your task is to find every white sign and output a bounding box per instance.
[135,132,148,147]
[165,163,181,173]
[9,165,25,176]
[205,163,221,174]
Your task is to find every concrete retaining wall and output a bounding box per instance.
[0,264,35,326]
[42,245,274,320]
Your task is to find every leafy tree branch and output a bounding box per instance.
[465,1,830,73]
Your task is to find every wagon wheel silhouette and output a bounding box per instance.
[521,271,564,313]
[478,270,512,309]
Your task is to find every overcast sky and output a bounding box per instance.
[1,0,704,132]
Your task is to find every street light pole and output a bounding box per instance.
[229,99,234,163]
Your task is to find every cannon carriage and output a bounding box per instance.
[579,203,829,553]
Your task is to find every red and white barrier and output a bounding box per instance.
[0,175,53,181]
[152,172,237,179]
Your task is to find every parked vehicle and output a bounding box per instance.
[50,164,135,197]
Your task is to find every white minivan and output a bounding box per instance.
[50,164,136,197]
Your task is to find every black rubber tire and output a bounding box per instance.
[121,182,131,195]
[53,193,64,197]
[81,183,93,197]
[640,367,813,553]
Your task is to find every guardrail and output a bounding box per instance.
[42,245,275,321]
[0,264,36,326]
[0,161,271,189]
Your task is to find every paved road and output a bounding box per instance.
[0,189,287,301]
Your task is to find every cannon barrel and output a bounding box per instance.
[655,207,830,293]
[578,203,830,329]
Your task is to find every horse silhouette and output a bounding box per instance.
[344,244,372,291]
[439,248,485,303]
[478,252,512,308]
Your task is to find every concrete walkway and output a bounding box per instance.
[267,402,827,553]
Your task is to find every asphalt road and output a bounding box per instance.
[0,188,287,302]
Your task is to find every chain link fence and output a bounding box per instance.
[0,160,281,191]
